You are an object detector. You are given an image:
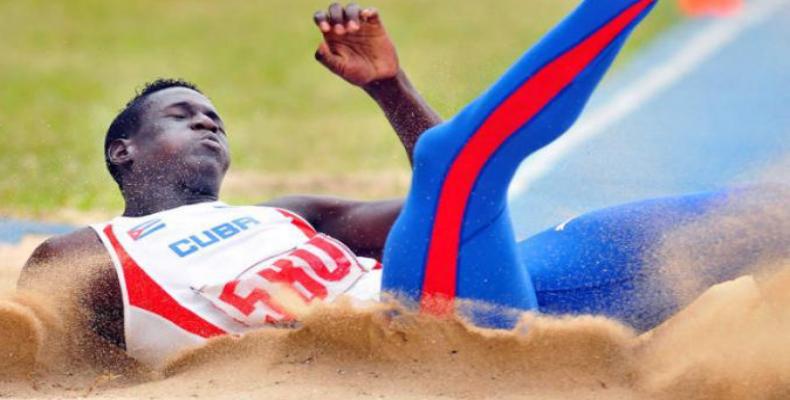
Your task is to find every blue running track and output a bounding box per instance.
[509,0,790,238]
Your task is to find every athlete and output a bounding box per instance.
[15,1,772,368]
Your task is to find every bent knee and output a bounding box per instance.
[412,119,482,178]
[413,126,448,164]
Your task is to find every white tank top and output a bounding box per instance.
[90,201,382,367]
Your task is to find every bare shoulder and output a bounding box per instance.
[19,227,111,288]
[20,227,125,347]
[26,227,106,265]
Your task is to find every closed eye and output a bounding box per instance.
[164,102,194,120]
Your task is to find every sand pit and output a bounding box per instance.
[1,270,789,400]
[0,189,787,399]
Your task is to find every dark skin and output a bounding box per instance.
[19,3,443,349]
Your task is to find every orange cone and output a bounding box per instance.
[678,0,743,16]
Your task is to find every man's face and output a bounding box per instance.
[129,87,230,195]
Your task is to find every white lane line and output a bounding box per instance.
[508,0,788,199]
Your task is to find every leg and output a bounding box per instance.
[521,186,790,331]
[382,0,657,326]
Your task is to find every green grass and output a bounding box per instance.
[0,0,681,215]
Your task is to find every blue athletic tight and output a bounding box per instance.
[381,0,782,330]
[382,0,662,327]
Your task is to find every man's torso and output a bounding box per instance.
[83,201,381,366]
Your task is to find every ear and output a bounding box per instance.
[107,138,135,169]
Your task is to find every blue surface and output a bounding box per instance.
[509,2,790,238]
[0,218,74,244]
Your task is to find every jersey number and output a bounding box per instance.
[208,234,365,325]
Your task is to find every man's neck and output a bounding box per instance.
[121,183,219,217]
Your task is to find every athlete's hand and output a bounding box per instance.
[313,3,399,87]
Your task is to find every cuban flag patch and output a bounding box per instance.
[128,219,166,241]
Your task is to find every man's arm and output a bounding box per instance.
[19,229,125,348]
[313,3,442,163]
[362,71,442,163]
[264,5,447,257]
[263,195,402,260]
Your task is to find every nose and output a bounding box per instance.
[191,113,219,133]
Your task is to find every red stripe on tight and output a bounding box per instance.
[275,208,318,238]
[103,225,227,338]
[420,0,655,314]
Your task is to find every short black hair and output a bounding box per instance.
[104,78,202,185]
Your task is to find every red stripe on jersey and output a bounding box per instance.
[275,208,317,238]
[310,235,369,276]
[420,0,655,313]
[103,224,227,338]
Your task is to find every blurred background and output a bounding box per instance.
[2,0,787,241]
[0,0,680,217]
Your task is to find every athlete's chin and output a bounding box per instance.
[192,151,229,173]
[182,160,227,194]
